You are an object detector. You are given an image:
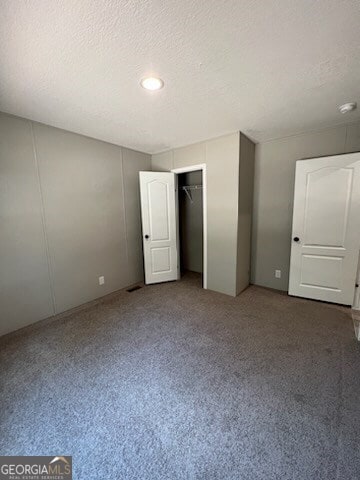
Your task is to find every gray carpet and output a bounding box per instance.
[1,273,360,480]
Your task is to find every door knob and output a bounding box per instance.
[293,236,300,242]
[144,234,149,239]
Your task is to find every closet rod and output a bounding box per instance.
[180,185,203,190]
[181,184,202,203]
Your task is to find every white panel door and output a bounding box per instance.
[139,172,179,284]
[289,153,360,305]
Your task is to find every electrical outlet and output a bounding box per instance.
[275,270,281,279]
[99,276,105,285]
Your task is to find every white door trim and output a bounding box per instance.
[171,164,208,290]
[354,255,360,310]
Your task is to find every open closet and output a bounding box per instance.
[178,170,203,283]
[140,134,255,295]
[139,167,206,288]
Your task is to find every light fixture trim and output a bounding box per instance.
[338,102,357,114]
[140,76,164,91]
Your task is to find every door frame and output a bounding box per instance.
[354,257,360,310]
[171,164,208,290]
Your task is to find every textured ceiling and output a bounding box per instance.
[0,0,359,154]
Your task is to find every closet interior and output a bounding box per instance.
[178,170,203,282]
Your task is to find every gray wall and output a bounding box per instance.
[236,133,255,295]
[179,171,203,273]
[0,112,150,336]
[252,122,360,291]
[152,133,243,297]
[122,148,152,286]
[0,114,54,334]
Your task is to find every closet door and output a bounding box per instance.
[139,172,179,284]
[289,153,360,305]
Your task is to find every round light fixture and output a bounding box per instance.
[338,102,357,114]
[140,77,164,91]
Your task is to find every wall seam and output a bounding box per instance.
[234,132,242,295]
[30,121,57,315]
[344,125,348,152]
[248,140,256,286]
[120,148,131,283]
[259,121,358,146]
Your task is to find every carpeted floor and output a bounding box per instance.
[1,273,360,480]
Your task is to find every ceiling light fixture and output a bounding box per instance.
[140,77,164,91]
[338,102,357,114]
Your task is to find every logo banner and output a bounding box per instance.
[0,456,72,480]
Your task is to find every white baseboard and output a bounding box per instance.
[353,310,360,341]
